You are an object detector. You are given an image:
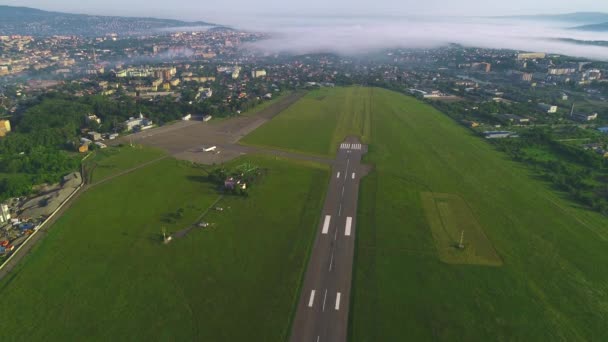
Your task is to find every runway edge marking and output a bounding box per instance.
[322,215,331,234]
[335,292,342,310]
[345,217,353,236]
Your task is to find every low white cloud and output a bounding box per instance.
[240,17,608,60]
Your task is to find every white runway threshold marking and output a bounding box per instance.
[335,292,342,310]
[322,215,331,234]
[308,290,316,307]
[345,217,353,236]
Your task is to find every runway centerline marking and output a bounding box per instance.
[345,158,350,176]
[329,251,334,271]
[335,292,342,310]
[345,217,353,236]
[308,290,316,307]
[341,186,345,197]
[352,172,356,179]
[322,289,328,312]
[336,172,340,178]
[338,203,342,217]
[322,215,331,235]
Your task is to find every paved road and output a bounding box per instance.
[290,138,368,342]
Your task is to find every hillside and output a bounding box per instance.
[0,6,217,37]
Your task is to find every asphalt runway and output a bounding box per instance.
[290,138,368,342]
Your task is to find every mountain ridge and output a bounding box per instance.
[0,5,220,37]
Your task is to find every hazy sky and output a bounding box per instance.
[3,0,608,60]
[2,0,608,23]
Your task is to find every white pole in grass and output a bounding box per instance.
[458,230,465,249]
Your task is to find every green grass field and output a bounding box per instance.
[241,87,372,156]
[84,145,167,183]
[246,86,608,340]
[241,91,294,116]
[0,154,329,341]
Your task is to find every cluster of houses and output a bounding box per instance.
[582,142,608,159]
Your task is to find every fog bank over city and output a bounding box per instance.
[239,16,608,60]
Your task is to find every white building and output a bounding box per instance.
[0,204,10,223]
[86,114,102,125]
[538,103,558,114]
[124,113,153,132]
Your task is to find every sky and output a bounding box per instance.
[2,0,608,23]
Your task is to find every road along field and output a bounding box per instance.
[245,86,608,341]
[0,154,329,341]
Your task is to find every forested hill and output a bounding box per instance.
[0,6,217,37]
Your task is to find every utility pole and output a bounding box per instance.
[570,103,575,118]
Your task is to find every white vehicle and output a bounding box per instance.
[202,146,217,152]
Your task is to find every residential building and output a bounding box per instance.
[86,114,102,125]
[0,204,10,223]
[484,131,516,139]
[573,112,598,122]
[538,103,558,113]
[251,69,267,78]
[0,119,11,137]
[517,52,546,60]
[88,131,102,141]
[501,114,530,124]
